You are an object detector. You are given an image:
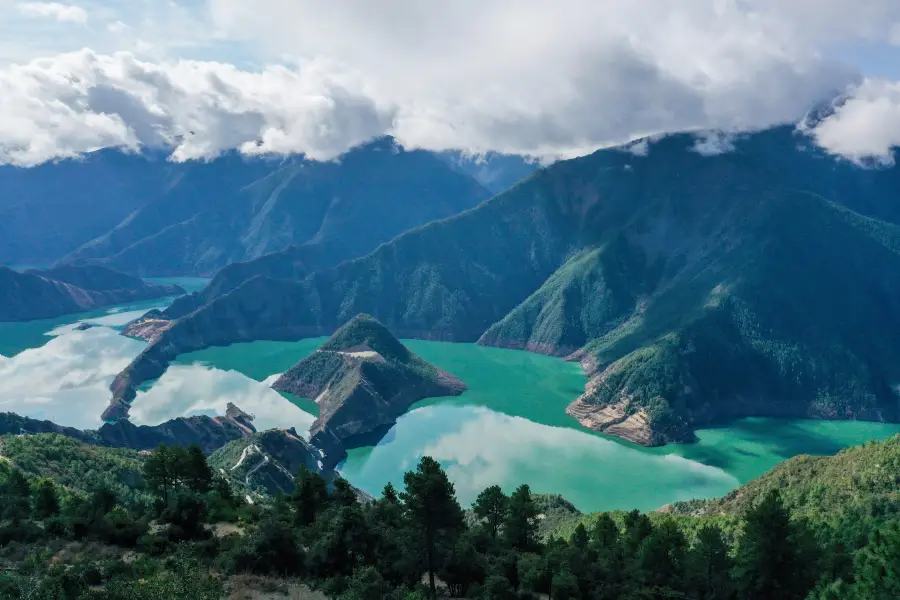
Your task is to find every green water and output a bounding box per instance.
[174,337,900,512]
[0,277,209,358]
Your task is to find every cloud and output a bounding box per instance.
[0,49,394,165]
[17,2,87,24]
[811,79,900,163]
[3,1,900,163]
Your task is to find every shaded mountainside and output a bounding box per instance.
[208,428,332,497]
[271,315,466,467]
[0,264,183,322]
[1,402,254,454]
[60,137,491,278]
[110,126,900,446]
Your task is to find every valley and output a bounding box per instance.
[7,288,898,515]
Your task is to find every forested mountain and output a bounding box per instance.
[111,126,900,445]
[0,264,183,321]
[0,138,493,277]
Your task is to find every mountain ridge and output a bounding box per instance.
[107,125,900,446]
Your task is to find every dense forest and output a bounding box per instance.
[1,433,900,599]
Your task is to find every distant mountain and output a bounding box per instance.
[272,315,466,467]
[439,150,542,194]
[109,126,900,446]
[0,264,183,321]
[0,138,485,278]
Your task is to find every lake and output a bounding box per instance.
[3,288,900,513]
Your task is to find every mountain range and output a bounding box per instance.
[1,139,536,277]
[109,125,900,445]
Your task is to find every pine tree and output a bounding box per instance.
[503,484,538,553]
[143,445,179,507]
[292,466,329,527]
[473,485,507,540]
[184,444,213,493]
[687,523,732,600]
[734,490,819,600]
[401,456,465,598]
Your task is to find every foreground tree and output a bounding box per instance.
[473,485,507,540]
[734,490,819,600]
[503,484,539,553]
[401,456,465,597]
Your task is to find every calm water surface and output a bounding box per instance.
[4,284,900,512]
[173,338,900,512]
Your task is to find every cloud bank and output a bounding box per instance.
[0,0,900,164]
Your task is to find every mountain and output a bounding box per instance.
[0,149,171,266]
[54,137,490,277]
[0,402,255,453]
[0,264,183,321]
[207,428,332,496]
[272,315,466,467]
[439,150,542,194]
[109,126,900,446]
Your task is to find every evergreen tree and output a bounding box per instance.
[292,466,329,527]
[636,518,686,592]
[622,509,653,559]
[473,485,507,540]
[184,444,213,493]
[734,490,819,600]
[503,484,538,553]
[332,476,359,507]
[687,524,732,600]
[401,456,465,598]
[570,523,589,550]
[439,535,485,597]
[143,445,180,507]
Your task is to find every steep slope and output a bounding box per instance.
[0,265,183,321]
[271,315,466,467]
[65,137,491,277]
[208,428,331,496]
[109,126,900,445]
[0,149,170,265]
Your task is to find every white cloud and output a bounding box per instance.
[0,49,393,165]
[2,1,900,163]
[811,79,900,163]
[17,2,87,24]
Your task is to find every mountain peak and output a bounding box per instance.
[318,314,410,361]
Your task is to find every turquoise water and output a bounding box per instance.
[172,338,900,512]
[0,277,208,358]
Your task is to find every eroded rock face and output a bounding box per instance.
[272,315,467,466]
[121,310,175,342]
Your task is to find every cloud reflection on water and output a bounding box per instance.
[342,404,740,512]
